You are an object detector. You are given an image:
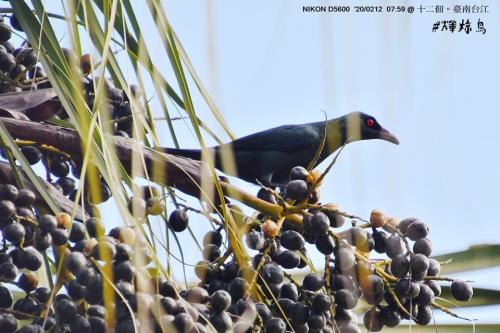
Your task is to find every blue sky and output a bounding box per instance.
[40,0,500,325]
[156,0,500,324]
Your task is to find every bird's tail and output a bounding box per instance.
[159,147,202,161]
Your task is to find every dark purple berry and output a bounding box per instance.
[9,15,22,31]
[64,252,88,275]
[405,221,429,241]
[209,312,232,332]
[3,222,24,244]
[416,305,432,325]
[228,277,247,300]
[311,212,330,234]
[289,166,309,180]
[16,189,36,207]
[209,290,231,313]
[312,293,332,313]
[335,289,358,309]
[202,230,223,247]
[450,280,473,302]
[280,282,298,301]
[69,315,91,333]
[265,318,286,333]
[398,217,418,234]
[38,214,57,233]
[303,273,324,291]
[280,230,304,251]
[202,244,221,262]
[0,286,13,308]
[20,247,42,271]
[363,308,383,331]
[168,209,189,232]
[261,263,284,285]
[410,254,429,280]
[285,179,308,201]
[413,238,432,256]
[51,228,69,245]
[173,312,194,333]
[245,230,265,250]
[395,278,421,299]
[373,229,388,253]
[69,221,87,242]
[0,262,17,280]
[427,259,441,276]
[385,235,405,258]
[315,234,335,255]
[307,312,326,330]
[380,306,401,327]
[291,302,309,325]
[0,313,17,333]
[32,287,51,304]
[275,250,300,269]
[390,255,410,278]
[416,283,435,305]
[257,188,277,204]
[85,217,105,238]
[0,200,15,219]
[21,146,42,165]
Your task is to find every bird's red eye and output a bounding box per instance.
[366,118,375,127]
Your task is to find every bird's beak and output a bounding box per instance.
[378,128,400,145]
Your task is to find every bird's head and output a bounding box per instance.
[339,111,399,145]
[324,112,399,153]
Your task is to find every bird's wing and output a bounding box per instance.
[223,124,322,153]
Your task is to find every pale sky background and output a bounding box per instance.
[147,0,500,325]
[41,0,500,326]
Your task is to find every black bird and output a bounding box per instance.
[160,112,399,186]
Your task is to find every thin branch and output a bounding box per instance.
[307,111,328,171]
[431,301,472,321]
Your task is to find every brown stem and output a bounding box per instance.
[0,117,290,221]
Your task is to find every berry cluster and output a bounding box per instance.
[12,143,112,213]
[223,166,472,332]
[0,181,196,332]
[0,12,145,214]
[82,74,143,139]
[0,14,48,94]
[0,12,141,136]
[0,169,474,333]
